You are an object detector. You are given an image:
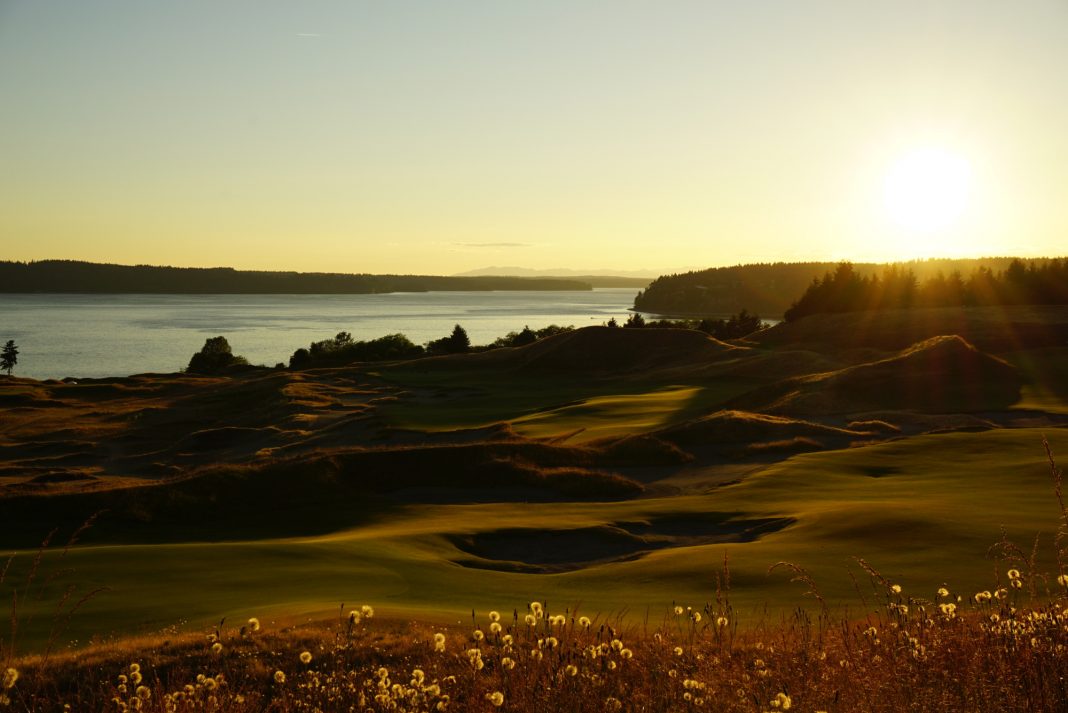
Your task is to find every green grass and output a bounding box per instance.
[374,363,758,436]
[7,427,1067,652]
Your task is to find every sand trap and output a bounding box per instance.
[450,513,793,573]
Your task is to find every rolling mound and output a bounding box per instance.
[729,335,1021,416]
[0,440,647,545]
[420,326,740,375]
[653,410,870,450]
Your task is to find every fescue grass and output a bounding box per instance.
[4,564,1068,711]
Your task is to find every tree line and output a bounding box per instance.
[633,257,1040,318]
[0,260,592,294]
[784,259,1068,322]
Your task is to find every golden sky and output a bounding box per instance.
[1,1,1066,274]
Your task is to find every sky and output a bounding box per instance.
[1,1,1066,275]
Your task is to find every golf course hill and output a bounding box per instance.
[3,304,1068,664]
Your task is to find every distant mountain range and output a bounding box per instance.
[455,266,661,278]
[454,266,659,288]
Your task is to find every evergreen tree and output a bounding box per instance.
[1,340,17,376]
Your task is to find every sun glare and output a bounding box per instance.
[882,147,973,234]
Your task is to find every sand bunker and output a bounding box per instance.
[450,513,793,573]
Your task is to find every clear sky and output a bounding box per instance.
[2,1,1066,275]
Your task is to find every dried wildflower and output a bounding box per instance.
[1008,568,1021,580]
[247,617,261,632]
[489,611,500,622]
[299,651,313,665]
[716,616,729,628]
[490,622,502,634]
[473,629,485,641]
[502,657,516,670]
[579,616,591,628]
[273,671,286,684]
[434,632,447,652]
[674,605,684,616]
[674,646,684,656]
[565,665,578,676]
[211,642,223,655]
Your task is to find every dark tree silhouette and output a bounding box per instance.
[427,324,471,355]
[624,313,646,328]
[1,340,17,376]
[186,336,247,374]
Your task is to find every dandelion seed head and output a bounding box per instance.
[2,669,17,689]
[486,691,504,707]
[299,651,313,664]
[247,617,260,632]
[273,671,286,684]
[211,642,223,655]
[579,616,591,628]
[489,610,500,622]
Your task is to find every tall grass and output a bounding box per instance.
[3,445,1068,712]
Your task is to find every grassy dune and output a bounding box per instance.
[4,307,1068,708]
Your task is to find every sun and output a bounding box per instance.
[882,147,973,234]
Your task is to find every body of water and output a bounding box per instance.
[0,289,641,380]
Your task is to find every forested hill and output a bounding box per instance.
[633,258,1028,318]
[0,261,593,294]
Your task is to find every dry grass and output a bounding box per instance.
[3,576,1068,712]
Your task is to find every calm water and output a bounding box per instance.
[0,289,640,380]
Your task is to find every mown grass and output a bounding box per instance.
[4,428,1067,657]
